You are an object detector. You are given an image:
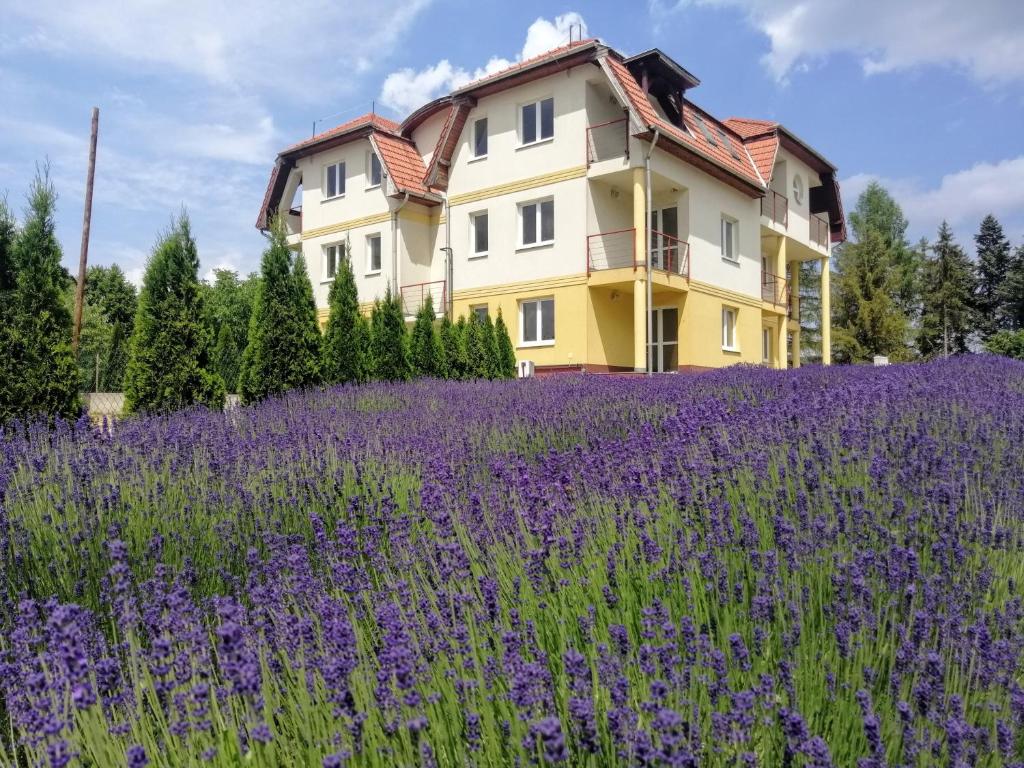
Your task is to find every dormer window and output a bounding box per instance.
[367,152,382,188]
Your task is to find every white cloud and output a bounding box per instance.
[841,156,1024,245]
[649,0,1024,84]
[378,12,589,114]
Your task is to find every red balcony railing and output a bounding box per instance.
[761,190,788,228]
[650,229,690,279]
[587,228,637,274]
[399,280,446,317]
[762,271,790,308]
[810,213,830,248]
[586,118,629,165]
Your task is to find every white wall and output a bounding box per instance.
[297,137,389,234]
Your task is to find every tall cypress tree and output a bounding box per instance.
[409,294,445,378]
[464,312,490,379]
[368,286,411,382]
[8,172,80,422]
[439,315,463,380]
[974,214,1012,339]
[239,218,321,403]
[124,213,224,414]
[353,313,372,383]
[212,322,241,392]
[86,264,137,390]
[919,222,976,358]
[494,308,517,379]
[480,312,500,379]
[323,250,363,385]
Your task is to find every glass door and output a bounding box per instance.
[650,207,679,272]
[648,307,679,373]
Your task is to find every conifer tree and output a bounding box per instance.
[353,313,372,383]
[984,330,1024,360]
[919,222,976,358]
[439,315,463,380]
[481,312,500,379]
[201,269,254,393]
[1005,245,1024,331]
[974,214,1012,339]
[8,172,80,422]
[832,229,909,363]
[238,218,321,403]
[0,198,23,424]
[323,248,364,385]
[464,311,490,379]
[86,264,137,390]
[494,307,517,378]
[368,286,411,381]
[124,213,224,414]
[409,295,445,378]
[212,322,241,392]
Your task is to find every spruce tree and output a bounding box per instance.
[481,312,500,379]
[0,198,22,424]
[919,222,976,358]
[238,218,322,403]
[322,251,363,385]
[439,315,463,380]
[1004,245,1024,330]
[123,214,224,414]
[409,295,445,378]
[368,286,411,382]
[494,308,517,378]
[8,172,80,422]
[974,215,1012,339]
[832,229,909,363]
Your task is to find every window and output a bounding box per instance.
[472,118,488,158]
[792,174,805,205]
[721,216,738,261]
[722,307,738,351]
[323,243,344,281]
[519,198,554,247]
[762,327,771,363]
[521,298,554,345]
[470,211,489,257]
[520,98,554,145]
[367,152,382,188]
[471,305,489,322]
[366,234,382,274]
[324,162,345,199]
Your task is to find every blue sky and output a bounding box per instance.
[2,0,1023,284]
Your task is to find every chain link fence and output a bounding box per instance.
[82,393,241,426]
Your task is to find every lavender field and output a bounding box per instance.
[1,357,1023,767]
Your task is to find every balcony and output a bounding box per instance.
[400,280,446,318]
[586,228,689,279]
[761,271,790,311]
[761,190,788,228]
[586,118,629,166]
[810,213,830,249]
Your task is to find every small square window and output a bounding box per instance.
[721,216,738,261]
[470,211,489,257]
[722,307,738,351]
[324,162,345,199]
[367,152,382,188]
[472,118,488,158]
[471,305,489,322]
[366,234,382,273]
[519,198,554,247]
[520,98,554,146]
[520,298,554,345]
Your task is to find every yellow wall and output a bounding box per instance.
[588,285,634,368]
[677,284,763,368]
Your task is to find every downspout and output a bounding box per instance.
[391,191,410,297]
[445,194,452,319]
[645,127,661,376]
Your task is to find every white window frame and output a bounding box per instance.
[471,304,489,322]
[518,97,554,147]
[323,162,345,200]
[322,242,344,283]
[722,306,739,351]
[365,233,382,275]
[762,327,771,363]
[366,152,383,189]
[469,210,489,258]
[517,197,554,249]
[471,117,488,160]
[721,215,739,262]
[519,297,555,347]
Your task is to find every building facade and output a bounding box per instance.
[257,40,845,373]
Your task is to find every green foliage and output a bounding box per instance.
[832,229,910,363]
[464,311,491,379]
[4,171,80,424]
[409,295,446,379]
[797,260,822,365]
[64,288,112,392]
[919,222,977,358]
[322,249,364,385]
[0,198,22,424]
[239,219,322,403]
[123,213,225,414]
[480,312,501,379]
[439,315,465,380]
[368,285,410,382]
[974,214,1013,339]
[353,314,372,383]
[212,322,241,394]
[84,264,137,390]
[984,329,1024,360]
[201,268,256,392]
[494,308,517,378]
[1005,245,1024,331]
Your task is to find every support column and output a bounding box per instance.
[775,237,786,369]
[820,256,831,365]
[790,262,801,368]
[632,167,647,372]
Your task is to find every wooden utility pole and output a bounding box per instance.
[72,107,99,354]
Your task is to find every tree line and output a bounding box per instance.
[0,173,517,424]
[824,182,1024,363]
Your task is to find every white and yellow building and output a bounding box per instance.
[257,39,845,373]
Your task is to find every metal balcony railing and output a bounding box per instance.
[810,213,830,248]
[587,228,637,273]
[761,189,788,228]
[399,280,446,317]
[761,270,790,308]
[650,229,690,279]
[586,118,629,165]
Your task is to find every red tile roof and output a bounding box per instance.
[283,113,401,154]
[723,117,778,139]
[371,132,432,198]
[744,134,779,185]
[453,39,598,93]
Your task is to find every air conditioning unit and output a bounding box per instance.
[518,360,535,378]
[873,355,890,367]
